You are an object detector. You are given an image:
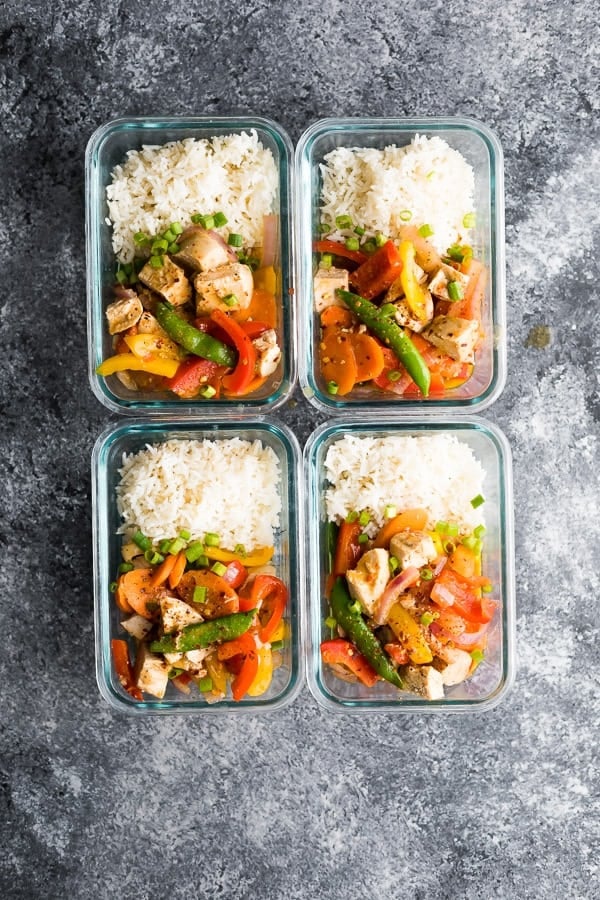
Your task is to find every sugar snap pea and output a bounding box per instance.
[150,609,257,654]
[156,302,236,368]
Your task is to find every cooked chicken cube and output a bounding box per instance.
[433,646,473,686]
[163,652,185,666]
[390,531,437,571]
[194,263,254,314]
[253,329,281,377]
[136,311,170,338]
[391,294,434,333]
[105,294,143,334]
[313,266,349,313]
[422,316,479,364]
[427,265,471,302]
[402,665,444,700]
[120,614,153,641]
[134,645,170,699]
[174,229,233,272]
[139,256,192,307]
[160,596,203,634]
[346,548,390,617]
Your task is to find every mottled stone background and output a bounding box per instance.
[1,1,598,898]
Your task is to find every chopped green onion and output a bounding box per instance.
[349,600,362,613]
[320,253,333,269]
[358,533,369,545]
[133,530,152,552]
[470,649,484,663]
[229,544,244,558]
[149,255,163,268]
[389,556,399,574]
[204,532,220,547]
[418,224,434,238]
[179,529,191,541]
[335,214,353,229]
[213,212,228,227]
[197,214,215,230]
[193,585,207,604]
[461,535,478,551]
[270,640,284,651]
[384,504,397,519]
[318,222,331,234]
[327,380,339,395]
[198,675,213,692]
[446,243,473,264]
[227,233,243,247]
[420,567,433,582]
[345,510,359,524]
[109,581,118,593]
[168,242,180,254]
[375,232,387,247]
[128,272,138,285]
[463,213,476,229]
[482,583,493,594]
[345,237,360,251]
[123,263,133,275]
[200,385,217,399]
[191,213,204,224]
[358,510,371,527]
[170,222,183,235]
[324,616,337,631]
[118,562,134,575]
[445,522,459,537]
[158,539,172,554]
[152,238,169,252]
[197,555,209,568]
[447,281,463,302]
[379,304,397,318]
[434,521,448,535]
[472,538,483,555]
[211,561,227,577]
[399,210,412,222]
[421,611,434,625]
[168,537,186,555]
[134,231,149,245]
[186,541,206,563]
[354,225,366,236]
[144,549,164,565]
[116,268,128,285]
[168,667,184,679]
[245,256,260,271]
[163,229,176,244]
[363,239,377,254]
[222,294,238,307]
[473,525,486,539]
[387,370,402,382]
[471,494,485,509]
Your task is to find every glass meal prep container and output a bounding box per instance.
[304,417,515,713]
[86,116,295,415]
[92,419,303,714]
[295,117,506,414]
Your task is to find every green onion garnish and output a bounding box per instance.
[144,549,164,565]
[358,510,371,527]
[399,210,412,222]
[384,504,397,519]
[473,525,486,539]
[320,253,333,269]
[358,533,369,545]
[327,380,339,395]
[198,675,213,692]
[354,225,366,236]
[158,539,171,554]
[389,556,399,574]
[418,224,434,238]
[375,232,387,247]
[204,532,220,547]
[420,611,434,625]
[434,521,448,535]
[345,237,360,251]
[197,214,215,230]
[149,255,163,268]
[482,583,493,594]
[167,242,180,254]
[461,535,478,551]
[335,214,353,229]
[445,522,459,537]
[171,222,183,235]
[222,294,238,307]
[227,233,243,247]
[193,585,207,604]
[191,213,203,224]
[233,543,246,558]
[163,229,176,244]
[387,370,402,382]
[133,530,152,552]
[200,385,217,399]
[134,231,149,245]
[349,600,362,613]
[179,529,191,541]
[168,537,186,555]
[213,212,228,227]
[168,667,184,679]
[211,561,227,577]
[118,562,134,575]
[197,556,209,568]
[463,213,476,229]
[471,494,485,509]
[363,239,376,254]
[186,542,206,563]
[420,567,434,582]
[447,281,463,302]
[152,238,169,252]
[271,640,284,651]
[345,510,359,524]
[116,268,128,285]
[470,649,484,663]
[109,581,118,593]
[324,616,337,631]
[318,223,331,234]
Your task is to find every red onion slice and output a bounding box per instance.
[374,566,420,625]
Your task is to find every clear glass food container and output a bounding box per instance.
[86,116,295,415]
[92,419,303,714]
[295,117,506,414]
[304,417,515,713]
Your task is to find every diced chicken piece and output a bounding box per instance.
[427,265,471,302]
[434,646,473,686]
[403,665,445,699]
[136,311,170,339]
[313,266,349,313]
[346,548,390,617]
[185,649,208,668]
[120,614,153,641]
[422,316,480,364]
[134,645,170,699]
[174,229,233,272]
[139,256,192,307]
[391,293,434,333]
[121,541,143,563]
[160,596,203,634]
[390,531,437,571]
[105,295,143,334]
[194,263,254,314]
[174,649,208,674]
[163,652,185,666]
[253,329,281,377]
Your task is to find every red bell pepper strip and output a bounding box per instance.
[217,631,257,661]
[216,631,259,701]
[221,560,248,591]
[240,321,271,340]
[320,639,379,687]
[231,648,259,701]
[111,639,142,701]
[349,240,403,299]
[248,575,288,643]
[314,239,368,266]
[210,309,256,394]
[332,520,362,576]
[165,356,221,398]
[430,567,494,624]
[384,642,410,666]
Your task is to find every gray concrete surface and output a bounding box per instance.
[1,1,598,897]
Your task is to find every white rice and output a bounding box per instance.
[116,438,281,548]
[320,135,475,254]
[324,434,485,535]
[106,131,278,263]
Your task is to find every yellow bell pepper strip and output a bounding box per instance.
[205,652,228,695]
[269,619,287,644]
[124,332,182,361]
[386,602,433,664]
[247,645,274,696]
[204,546,274,568]
[398,240,431,321]
[96,353,180,378]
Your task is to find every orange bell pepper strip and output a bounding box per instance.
[320,639,379,687]
[150,553,178,587]
[249,575,288,644]
[111,639,142,701]
[372,508,428,548]
[332,520,362,575]
[210,309,256,394]
[168,551,187,589]
[349,240,403,299]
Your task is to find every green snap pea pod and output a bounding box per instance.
[335,289,431,397]
[330,577,403,688]
[150,609,257,654]
[155,302,236,368]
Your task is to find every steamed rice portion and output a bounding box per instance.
[319,135,475,254]
[116,438,281,548]
[106,131,278,263]
[324,434,485,535]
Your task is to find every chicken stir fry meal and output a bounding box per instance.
[321,503,494,699]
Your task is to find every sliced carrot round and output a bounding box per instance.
[319,327,357,396]
[350,331,385,382]
[118,568,162,619]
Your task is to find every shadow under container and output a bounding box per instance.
[86,116,295,415]
[93,419,303,714]
[304,417,515,713]
[295,117,506,414]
